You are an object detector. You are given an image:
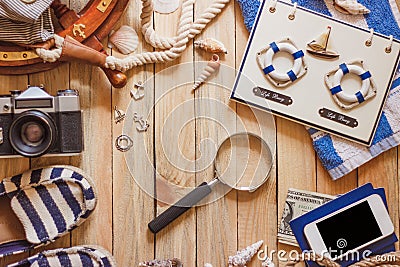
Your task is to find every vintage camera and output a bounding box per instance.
[0,86,83,157]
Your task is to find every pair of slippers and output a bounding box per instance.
[0,165,116,267]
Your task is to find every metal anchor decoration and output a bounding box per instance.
[114,106,126,124]
[130,81,145,100]
[72,23,87,38]
[133,112,149,132]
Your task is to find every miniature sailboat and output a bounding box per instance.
[307,26,340,58]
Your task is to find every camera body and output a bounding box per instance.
[0,86,83,157]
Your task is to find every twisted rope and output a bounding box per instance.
[141,0,230,50]
[105,0,231,71]
[35,34,64,63]
[285,251,400,267]
[105,0,194,71]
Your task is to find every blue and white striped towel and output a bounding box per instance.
[237,0,400,180]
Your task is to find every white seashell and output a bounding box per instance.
[333,0,370,15]
[154,0,180,14]
[204,264,213,267]
[109,25,139,55]
[228,240,264,267]
[138,258,183,267]
[194,38,228,54]
[192,54,220,91]
[262,257,275,267]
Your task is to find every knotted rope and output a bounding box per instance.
[105,0,231,71]
[285,251,400,267]
[35,34,64,63]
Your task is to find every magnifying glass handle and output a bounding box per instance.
[148,181,213,233]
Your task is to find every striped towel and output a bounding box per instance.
[0,165,97,257]
[0,0,54,44]
[8,245,116,267]
[236,0,400,180]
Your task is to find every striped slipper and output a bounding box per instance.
[0,165,97,258]
[7,245,116,267]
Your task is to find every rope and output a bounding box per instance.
[105,0,231,71]
[141,0,230,50]
[285,251,400,267]
[35,34,64,63]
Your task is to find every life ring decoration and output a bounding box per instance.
[324,60,376,110]
[0,0,130,88]
[256,38,308,88]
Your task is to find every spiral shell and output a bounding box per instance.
[109,25,139,55]
[194,38,228,54]
[154,0,180,14]
[138,258,183,267]
[192,54,220,91]
[333,0,370,15]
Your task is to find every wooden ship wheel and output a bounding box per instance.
[0,0,130,88]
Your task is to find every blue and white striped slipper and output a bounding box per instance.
[7,245,116,267]
[0,166,97,258]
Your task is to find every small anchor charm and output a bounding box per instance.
[72,24,86,38]
[130,81,145,100]
[133,112,149,132]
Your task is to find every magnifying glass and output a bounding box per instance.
[148,132,273,233]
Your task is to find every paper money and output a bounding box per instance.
[278,188,336,247]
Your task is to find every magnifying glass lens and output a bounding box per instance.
[215,134,273,191]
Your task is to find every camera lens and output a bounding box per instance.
[9,110,57,157]
[21,122,45,146]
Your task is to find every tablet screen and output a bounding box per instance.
[316,200,382,258]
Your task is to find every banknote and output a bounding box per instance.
[278,188,336,246]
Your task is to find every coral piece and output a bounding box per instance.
[192,54,220,91]
[109,25,139,55]
[228,240,264,267]
[194,38,228,54]
[333,0,370,15]
[154,0,180,14]
[138,258,183,267]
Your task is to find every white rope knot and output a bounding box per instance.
[35,34,64,63]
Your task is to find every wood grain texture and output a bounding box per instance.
[153,4,196,266]
[0,0,399,266]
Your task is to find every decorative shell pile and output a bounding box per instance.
[109,25,139,55]
[228,240,264,267]
[333,0,370,15]
[154,0,180,14]
[192,54,220,91]
[138,258,183,267]
[194,38,228,54]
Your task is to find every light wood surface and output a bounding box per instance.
[0,0,399,266]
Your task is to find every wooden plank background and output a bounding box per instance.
[0,0,398,266]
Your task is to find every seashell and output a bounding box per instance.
[262,257,275,267]
[333,0,370,15]
[192,54,220,91]
[228,240,264,267]
[154,0,180,14]
[138,258,183,267]
[194,38,228,54]
[109,25,139,55]
[204,264,213,267]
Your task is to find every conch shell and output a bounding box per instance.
[192,54,220,91]
[333,0,370,15]
[138,258,183,267]
[194,38,228,54]
[109,25,139,55]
